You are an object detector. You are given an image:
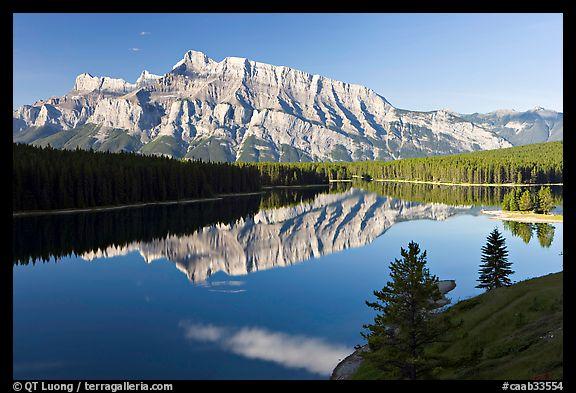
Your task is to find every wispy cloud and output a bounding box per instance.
[139,31,151,36]
[179,321,351,375]
[129,48,141,52]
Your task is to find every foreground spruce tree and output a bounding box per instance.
[477,228,514,290]
[362,241,454,380]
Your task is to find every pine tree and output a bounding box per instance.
[536,187,555,214]
[508,189,519,211]
[518,190,534,211]
[501,192,511,211]
[362,241,455,380]
[476,228,514,290]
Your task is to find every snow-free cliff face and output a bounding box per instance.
[15,49,558,161]
[80,188,476,283]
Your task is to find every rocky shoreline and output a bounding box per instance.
[330,345,369,380]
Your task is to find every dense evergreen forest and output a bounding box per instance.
[13,144,261,212]
[255,142,563,185]
[13,142,562,212]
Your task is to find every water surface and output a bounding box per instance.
[13,184,563,379]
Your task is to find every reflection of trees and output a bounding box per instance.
[334,182,563,208]
[536,223,555,248]
[259,187,328,209]
[503,221,555,248]
[13,188,326,265]
[504,221,534,244]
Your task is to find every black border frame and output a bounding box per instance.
[4,1,573,391]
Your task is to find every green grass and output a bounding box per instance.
[139,135,187,158]
[31,123,143,153]
[237,135,279,162]
[353,272,563,380]
[185,136,235,162]
[14,125,60,144]
[279,144,313,162]
[97,128,143,152]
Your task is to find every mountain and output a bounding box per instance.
[80,188,477,283]
[13,49,560,162]
[460,108,563,146]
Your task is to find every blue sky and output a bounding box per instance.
[13,13,563,113]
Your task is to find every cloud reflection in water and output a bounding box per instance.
[179,321,350,375]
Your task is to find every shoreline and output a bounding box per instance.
[372,179,563,187]
[481,209,563,223]
[330,345,369,380]
[13,181,563,217]
[263,184,329,189]
[12,184,333,217]
[12,190,268,217]
[12,197,225,217]
[328,178,563,187]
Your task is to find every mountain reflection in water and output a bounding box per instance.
[14,183,561,284]
[82,189,482,283]
[14,185,487,283]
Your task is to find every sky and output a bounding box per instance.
[13,13,563,113]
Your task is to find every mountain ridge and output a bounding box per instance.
[13,49,562,162]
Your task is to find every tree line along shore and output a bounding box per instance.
[13,141,562,212]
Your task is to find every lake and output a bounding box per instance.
[13,183,563,380]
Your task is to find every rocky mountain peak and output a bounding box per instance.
[172,50,216,74]
[14,49,561,161]
[73,73,135,94]
[136,70,162,86]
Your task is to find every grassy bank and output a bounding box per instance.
[353,272,563,380]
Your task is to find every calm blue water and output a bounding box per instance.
[13,186,563,379]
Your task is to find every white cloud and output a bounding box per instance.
[179,321,351,375]
[139,31,151,36]
[129,48,141,52]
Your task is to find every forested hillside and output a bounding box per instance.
[255,142,563,185]
[13,142,563,212]
[13,144,261,212]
